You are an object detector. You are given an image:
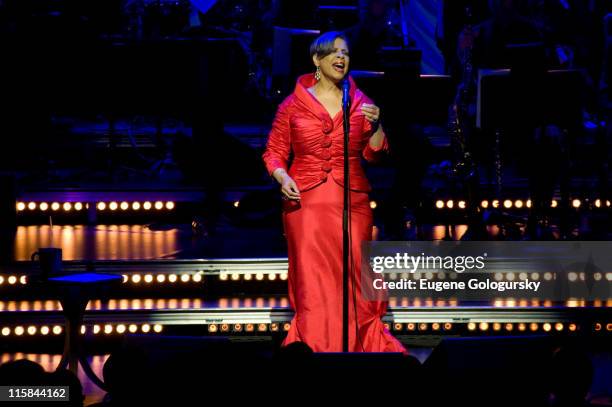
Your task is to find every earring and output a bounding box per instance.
[315,66,321,81]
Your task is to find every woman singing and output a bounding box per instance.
[263,31,406,353]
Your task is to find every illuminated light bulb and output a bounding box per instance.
[494,273,503,281]
[554,323,563,332]
[280,273,288,281]
[93,325,101,334]
[606,323,612,332]
[268,273,277,281]
[435,200,444,209]
[80,326,86,335]
[432,323,440,331]
[154,201,164,210]
[153,324,163,333]
[63,202,72,211]
[51,202,60,211]
[14,326,24,336]
[97,202,106,211]
[231,273,240,281]
[165,201,175,210]
[19,276,27,285]
[505,323,513,331]
[493,323,501,331]
[446,200,454,209]
[506,272,515,281]
[16,202,26,211]
[180,274,190,283]
[257,323,267,332]
[607,200,611,207]
[120,202,129,210]
[104,325,113,334]
[370,201,377,209]
[514,200,523,208]
[0,276,3,285]
[503,200,512,209]
[233,201,240,208]
[244,273,252,281]
[122,274,128,283]
[132,202,141,210]
[594,323,602,331]
[74,202,83,211]
[144,274,153,284]
[53,326,62,335]
[479,322,489,331]
[192,273,202,283]
[156,274,166,283]
[481,200,489,208]
[233,324,243,332]
[568,272,577,282]
[544,272,553,281]
[551,200,558,208]
[109,202,118,211]
[605,273,612,282]
[128,324,138,333]
[141,324,151,333]
[467,322,476,331]
[519,273,527,281]
[406,323,416,331]
[143,201,152,210]
[593,273,602,281]
[530,323,539,331]
[8,276,17,285]
[394,323,403,331]
[283,323,291,332]
[28,202,37,210]
[27,326,36,335]
[518,323,526,331]
[568,323,577,332]
[443,323,452,330]
[595,199,601,208]
[208,324,218,333]
[116,324,126,334]
[168,274,177,283]
[246,324,255,332]
[270,323,279,332]
[219,273,228,281]
[458,201,466,209]
[131,274,141,284]
[571,199,581,208]
[526,199,532,208]
[255,273,264,281]
[492,200,499,208]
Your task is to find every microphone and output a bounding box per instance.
[342,78,351,111]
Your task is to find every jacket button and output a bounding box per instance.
[321,119,333,134]
[321,151,331,160]
[320,138,332,148]
[321,162,332,172]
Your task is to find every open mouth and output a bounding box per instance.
[332,61,345,73]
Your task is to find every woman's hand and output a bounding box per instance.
[272,168,300,200]
[361,103,380,131]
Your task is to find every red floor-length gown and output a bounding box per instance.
[263,74,406,353]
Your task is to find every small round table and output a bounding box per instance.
[46,272,123,390]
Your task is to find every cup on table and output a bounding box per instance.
[31,247,62,280]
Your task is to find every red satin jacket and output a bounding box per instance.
[262,74,389,193]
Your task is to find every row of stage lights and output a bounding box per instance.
[372,271,612,283]
[16,201,176,212]
[2,271,610,289]
[0,324,163,337]
[205,321,612,334]
[434,199,612,210]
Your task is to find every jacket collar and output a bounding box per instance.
[293,73,358,118]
